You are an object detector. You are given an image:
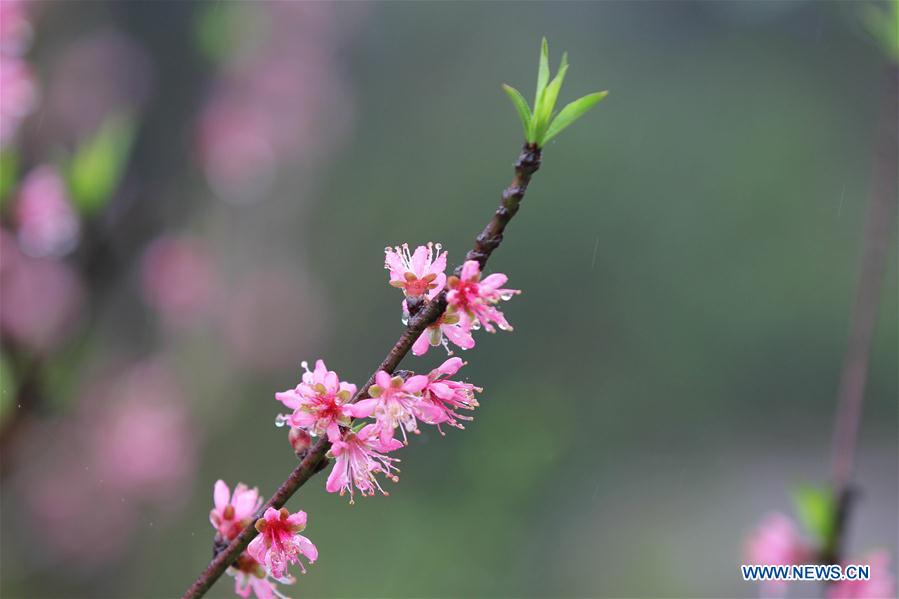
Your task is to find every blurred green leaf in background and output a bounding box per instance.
[68,114,136,216]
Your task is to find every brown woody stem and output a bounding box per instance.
[181,143,542,599]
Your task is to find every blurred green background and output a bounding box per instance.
[0,1,895,598]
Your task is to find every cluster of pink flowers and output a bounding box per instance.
[211,481,317,599]
[384,242,519,356]
[208,242,515,597]
[744,512,895,598]
[271,243,515,504]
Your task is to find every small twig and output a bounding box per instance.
[827,64,897,563]
[181,143,542,599]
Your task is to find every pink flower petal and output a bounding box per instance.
[214,479,230,511]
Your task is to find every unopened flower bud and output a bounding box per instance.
[288,427,312,455]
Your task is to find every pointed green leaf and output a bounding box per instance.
[535,37,550,107]
[502,84,534,142]
[534,60,569,143]
[542,91,608,145]
[791,483,836,544]
[68,114,136,216]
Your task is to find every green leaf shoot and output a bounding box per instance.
[502,84,533,141]
[502,38,608,148]
[542,91,609,144]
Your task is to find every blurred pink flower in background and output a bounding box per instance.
[224,267,327,372]
[0,0,37,148]
[827,551,895,599]
[744,512,813,595]
[15,358,195,569]
[0,57,38,147]
[88,359,195,503]
[14,165,80,257]
[196,94,276,202]
[196,2,355,203]
[0,0,33,56]
[43,29,152,142]
[19,451,137,569]
[0,229,83,353]
[141,234,217,326]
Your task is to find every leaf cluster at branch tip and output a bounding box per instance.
[502,37,608,148]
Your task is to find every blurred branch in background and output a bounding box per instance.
[744,4,898,595]
[827,61,897,564]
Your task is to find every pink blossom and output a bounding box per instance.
[210,480,263,542]
[446,260,520,333]
[411,308,475,356]
[275,359,362,438]
[827,551,895,599]
[354,370,429,445]
[141,235,217,325]
[325,423,401,502]
[744,512,812,594]
[416,357,481,433]
[229,553,293,599]
[14,165,80,257]
[247,507,317,579]
[385,242,446,298]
